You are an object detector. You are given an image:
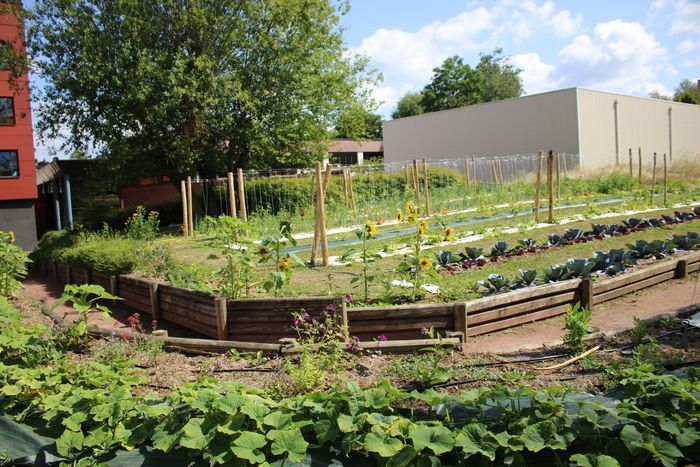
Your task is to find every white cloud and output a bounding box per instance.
[511,52,560,94]
[670,0,700,35]
[492,0,581,42]
[677,38,700,53]
[557,20,673,95]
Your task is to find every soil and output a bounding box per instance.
[16,271,700,396]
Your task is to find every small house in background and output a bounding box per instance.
[0,0,37,250]
[326,139,383,165]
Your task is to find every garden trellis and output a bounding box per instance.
[178,152,582,238]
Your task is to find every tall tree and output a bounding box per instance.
[673,79,699,104]
[334,106,383,140]
[421,56,484,112]
[476,48,523,102]
[27,0,376,182]
[391,91,424,119]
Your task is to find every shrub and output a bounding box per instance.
[563,303,591,354]
[125,206,160,240]
[0,231,30,298]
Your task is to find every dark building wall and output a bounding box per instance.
[0,199,37,250]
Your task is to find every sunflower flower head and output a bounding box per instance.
[364,221,378,238]
[444,226,455,241]
[419,257,432,269]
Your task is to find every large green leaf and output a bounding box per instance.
[520,420,561,452]
[454,424,499,461]
[363,427,403,457]
[410,425,455,455]
[569,453,621,467]
[231,431,267,464]
[269,428,309,463]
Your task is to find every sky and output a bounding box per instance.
[26,0,700,159]
[339,0,700,117]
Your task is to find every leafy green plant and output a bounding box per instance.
[478,273,511,294]
[514,269,537,287]
[0,231,30,298]
[351,221,380,302]
[563,302,591,354]
[630,317,649,346]
[257,221,301,296]
[410,327,455,388]
[53,284,121,337]
[124,205,160,240]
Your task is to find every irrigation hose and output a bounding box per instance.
[532,345,601,371]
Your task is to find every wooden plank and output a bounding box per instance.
[453,302,467,346]
[467,303,570,337]
[348,305,453,321]
[464,279,581,314]
[466,291,578,326]
[158,292,218,313]
[149,283,160,322]
[158,283,218,302]
[676,260,689,279]
[159,311,218,338]
[594,259,677,294]
[227,296,340,309]
[348,317,453,334]
[580,278,593,309]
[116,288,152,306]
[593,270,676,304]
[158,301,218,326]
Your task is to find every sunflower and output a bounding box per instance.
[444,226,455,241]
[417,220,429,236]
[277,256,292,271]
[396,211,404,223]
[365,221,378,237]
[419,257,432,269]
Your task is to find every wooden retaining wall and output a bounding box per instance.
[40,250,700,347]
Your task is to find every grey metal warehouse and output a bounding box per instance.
[382,87,700,170]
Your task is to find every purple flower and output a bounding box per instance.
[344,293,353,303]
[345,336,362,353]
[378,334,388,342]
[302,312,312,323]
[293,317,303,328]
[318,324,326,334]
[326,304,336,312]
[319,311,328,322]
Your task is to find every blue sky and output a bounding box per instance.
[339,0,700,117]
[27,0,700,159]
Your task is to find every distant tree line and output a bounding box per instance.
[392,49,524,119]
[649,79,699,105]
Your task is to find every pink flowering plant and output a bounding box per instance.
[285,304,351,393]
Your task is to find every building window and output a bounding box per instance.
[0,150,19,177]
[0,41,11,70]
[0,98,15,125]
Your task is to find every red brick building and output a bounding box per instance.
[0,0,37,250]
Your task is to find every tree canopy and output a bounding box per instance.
[391,49,523,118]
[334,106,383,140]
[27,0,376,181]
[649,79,699,104]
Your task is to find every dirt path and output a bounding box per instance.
[463,275,700,354]
[21,272,700,355]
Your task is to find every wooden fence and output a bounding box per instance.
[38,250,700,349]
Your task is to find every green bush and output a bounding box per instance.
[0,231,31,298]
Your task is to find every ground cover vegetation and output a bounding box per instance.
[1,287,700,466]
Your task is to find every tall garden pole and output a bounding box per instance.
[663,153,668,207]
[472,156,478,191]
[343,169,349,208]
[181,180,189,236]
[186,176,194,236]
[227,172,237,218]
[547,150,554,223]
[555,152,561,200]
[628,148,633,177]
[464,156,471,192]
[534,150,543,221]
[412,160,421,212]
[638,147,642,186]
[491,161,498,184]
[422,158,431,216]
[348,169,356,210]
[315,162,329,265]
[561,152,567,177]
[497,159,504,185]
[651,152,657,203]
[236,168,247,223]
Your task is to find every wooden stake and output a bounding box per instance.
[317,163,329,265]
[403,165,409,190]
[180,179,189,236]
[227,172,237,218]
[561,152,567,176]
[149,283,160,322]
[472,156,478,190]
[343,169,349,208]
[237,168,247,223]
[491,161,498,184]
[464,156,471,191]
[534,151,543,221]
[547,150,554,223]
[628,148,633,177]
[555,152,561,200]
[348,170,356,210]
[651,152,657,202]
[638,147,642,186]
[422,158,431,216]
[663,153,668,207]
[412,160,421,212]
[497,159,504,185]
[186,176,194,236]
[215,297,228,341]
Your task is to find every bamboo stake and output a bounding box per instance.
[310,172,322,265]
[343,169,349,208]
[422,158,431,216]
[412,160,420,212]
[547,150,554,223]
[227,172,237,218]
[180,180,189,236]
[403,165,409,190]
[651,152,657,202]
[628,148,633,177]
[186,176,194,236]
[497,159,504,185]
[311,165,334,261]
[348,169,356,210]
[561,152,567,176]
[317,163,329,265]
[464,156,471,191]
[638,147,642,186]
[555,152,561,200]
[323,163,332,194]
[491,161,498,184]
[534,151,543,221]
[237,168,247,223]
[663,153,668,207]
[472,156,478,191]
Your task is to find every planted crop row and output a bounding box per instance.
[434,207,700,273]
[476,231,699,295]
[1,297,699,466]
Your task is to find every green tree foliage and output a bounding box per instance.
[334,106,383,140]
[673,79,699,104]
[27,0,376,181]
[418,49,522,113]
[391,91,425,119]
